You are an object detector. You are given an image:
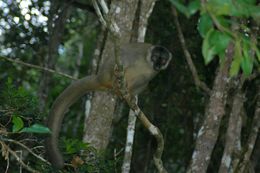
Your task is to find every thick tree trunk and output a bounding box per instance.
[187,43,234,173]
[83,0,139,150]
[218,88,244,173]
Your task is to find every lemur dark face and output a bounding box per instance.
[151,46,172,71]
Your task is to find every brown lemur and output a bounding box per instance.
[45,43,172,169]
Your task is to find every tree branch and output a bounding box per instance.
[0,56,77,80]
[234,86,260,172]
[218,85,244,173]
[187,43,234,173]
[2,138,51,165]
[172,7,211,94]
[121,109,137,173]
[0,141,40,173]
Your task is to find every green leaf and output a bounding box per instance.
[216,16,231,28]
[170,0,200,17]
[230,58,241,76]
[206,0,260,18]
[229,41,242,76]
[206,0,233,16]
[237,0,256,4]
[12,115,24,132]
[187,0,200,16]
[202,29,232,65]
[202,29,217,64]
[241,56,253,76]
[241,40,253,76]
[170,0,189,17]
[198,13,213,38]
[63,138,90,154]
[20,124,51,134]
[209,31,231,54]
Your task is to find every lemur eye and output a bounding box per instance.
[151,55,158,61]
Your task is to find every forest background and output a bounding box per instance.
[0,0,259,173]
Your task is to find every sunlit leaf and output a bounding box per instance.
[20,124,51,134]
[187,0,200,16]
[241,40,253,76]
[206,0,260,18]
[12,115,24,132]
[202,29,217,64]
[206,0,233,16]
[230,40,242,76]
[230,58,241,76]
[241,57,253,76]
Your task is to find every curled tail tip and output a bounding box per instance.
[45,138,64,169]
[52,160,64,169]
[47,150,64,169]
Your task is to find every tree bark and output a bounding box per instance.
[83,0,139,150]
[218,88,244,173]
[236,86,260,173]
[187,43,234,173]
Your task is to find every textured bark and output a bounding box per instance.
[218,89,244,173]
[187,43,234,173]
[122,110,137,173]
[236,86,260,173]
[38,1,71,111]
[83,0,139,150]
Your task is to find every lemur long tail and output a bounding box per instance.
[46,75,104,169]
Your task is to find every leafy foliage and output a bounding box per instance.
[171,0,260,77]
[0,0,259,172]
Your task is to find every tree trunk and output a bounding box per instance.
[83,0,139,150]
[187,43,234,173]
[218,88,244,173]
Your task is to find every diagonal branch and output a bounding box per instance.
[2,138,51,165]
[0,56,77,80]
[172,7,211,94]
[0,141,40,173]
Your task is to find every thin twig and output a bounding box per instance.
[0,56,77,80]
[0,141,40,173]
[92,0,107,27]
[2,138,51,165]
[4,157,9,173]
[172,7,211,94]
